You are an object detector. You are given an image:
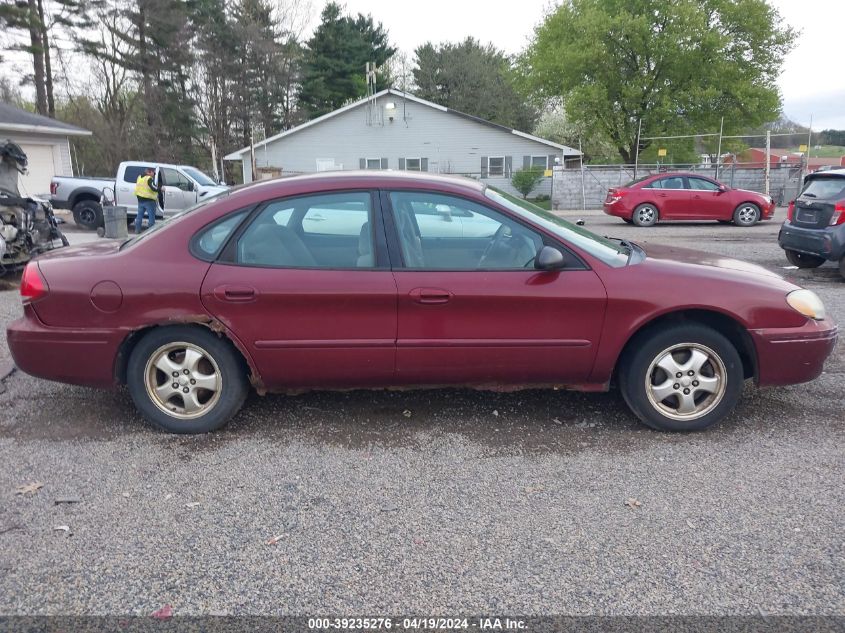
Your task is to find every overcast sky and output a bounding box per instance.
[332,0,845,130]
[1,0,842,130]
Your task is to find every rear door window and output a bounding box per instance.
[123,165,149,183]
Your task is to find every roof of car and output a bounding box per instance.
[228,170,487,201]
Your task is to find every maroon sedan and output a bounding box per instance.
[7,172,836,433]
[604,172,776,226]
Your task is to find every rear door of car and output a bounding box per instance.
[650,175,691,219]
[792,175,845,229]
[382,189,607,386]
[199,189,397,390]
[686,176,729,220]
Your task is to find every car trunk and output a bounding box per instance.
[792,174,845,229]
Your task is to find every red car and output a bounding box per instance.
[604,172,776,226]
[7,172,836,434]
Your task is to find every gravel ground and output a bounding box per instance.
[0,211,842,616]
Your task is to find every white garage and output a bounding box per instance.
[0,102,90,197]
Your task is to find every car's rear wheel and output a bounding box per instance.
[127,326,248,434]
[733,203,760,227]
[619,324,743,431]
[785,249,825,269]
[72,199,103,230]
[632,204,658,227]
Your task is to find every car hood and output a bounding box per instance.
[638,242,782,279]
[197,185,228,198]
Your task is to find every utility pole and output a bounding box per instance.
[579,138,586,211]
[634,119,642,179]
[765,130,771,196]
[715,117,724,180]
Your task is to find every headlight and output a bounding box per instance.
[786,289,826,320]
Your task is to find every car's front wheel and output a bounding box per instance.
[733,203,760,227]
[632,204,658,227]
[619,324,744,431]
[785,249,825,269]
[127,326,249,433]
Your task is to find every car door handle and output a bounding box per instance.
[410,287,452,304]
[214,285,256,302]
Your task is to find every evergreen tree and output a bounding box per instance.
[298,2,395,118]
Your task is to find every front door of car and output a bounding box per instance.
[686,176,729,220]
[158,168,194,216]
[384,190,607,385]
[200,190,397,389]
[651,175,690,219]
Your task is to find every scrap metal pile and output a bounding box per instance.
[0,140,68,274]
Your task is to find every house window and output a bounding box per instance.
[531,156,548,170]
[488,156,505,177]
[365,158,382,170]
[405,158,421,171]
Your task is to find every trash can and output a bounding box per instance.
[103,205,128,239]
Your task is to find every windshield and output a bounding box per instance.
[182,167,217,186]
[119,190,230,250]
[485,188,629,267]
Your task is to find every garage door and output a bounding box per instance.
[17,144,57,197]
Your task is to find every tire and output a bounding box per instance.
[619,324,744,432]
[72,199,103,230]
[733,203,760,227]
[632,204,658,227]
[840,256,845,280]
[126,326,249,434]
[785,249,825,269]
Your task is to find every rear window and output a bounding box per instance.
[802,176,845,200]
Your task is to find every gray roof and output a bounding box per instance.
[0,102,91,136]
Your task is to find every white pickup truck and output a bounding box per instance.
[51,161,228,229]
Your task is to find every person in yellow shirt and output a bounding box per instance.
[134,167,159,233]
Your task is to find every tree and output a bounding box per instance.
[298,2,395,118]
[522,0,795,163]
[511,167,544,198]
[413,38,536,132]
[1,0,102,116]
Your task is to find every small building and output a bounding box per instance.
[224,89,580,198]
[0,102,91,197]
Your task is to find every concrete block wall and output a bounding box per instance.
[552,165,803,210]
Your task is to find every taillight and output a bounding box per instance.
[50,181,58,196]
[20,263,48,304]
[606,188,624,203]
[829,200,845,226]
[787,200,795,221]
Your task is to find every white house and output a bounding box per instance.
[224,89,580,197]
[0,102,91,197]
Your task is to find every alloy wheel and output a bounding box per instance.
[635,205,657,226]
[645,343,727,421]
[144,342,222,419]
[736,205,759,226]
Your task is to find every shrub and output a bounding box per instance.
[511,167,544,198]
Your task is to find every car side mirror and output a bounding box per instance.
[535,245,565,271]
[718,184,728,193]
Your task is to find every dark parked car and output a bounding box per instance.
[7,172,836,434]
[604,172,776,226]
[778,168,845,279]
